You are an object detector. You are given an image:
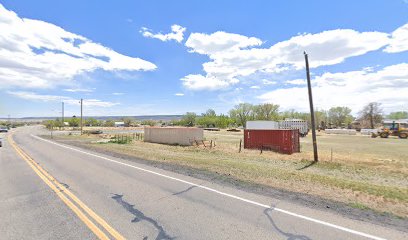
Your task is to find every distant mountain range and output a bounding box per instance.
[0,115,183,122]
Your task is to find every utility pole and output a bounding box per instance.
[62,101,64,129]
[304,52,318,162]
[80,98,83,135]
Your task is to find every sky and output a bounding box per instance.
[0,0,407,118]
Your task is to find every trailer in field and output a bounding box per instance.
[246,120,309,137]
[279,119,309,137]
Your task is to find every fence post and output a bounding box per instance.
[331,148,333,161]
[239,139,242,153]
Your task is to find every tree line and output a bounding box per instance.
[173,102,407,129]
[42,117,157,129]
[41,102,407,129]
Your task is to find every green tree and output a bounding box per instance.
[198,109,219,127]
[196,116,215,128]
[253,103,280,120]
[52,118,64,129]
[229,103,254,127]
[122,117,135,127]
[328,106,353,127]
[388,111,408,120]
[215,114,233,128]
[141,119,156,126]
[314,110,329,129]
[202,109,216,117]
[180,112,197,127]
[358,102,383,129]
[104,120,115,127]
[85,118,99,127]
[43,120,57,129]
[67,117,80,127]
[170,119,182,126]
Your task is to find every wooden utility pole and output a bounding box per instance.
[304,52,318,162]
[61,101,64,128]
[80,98,83,135]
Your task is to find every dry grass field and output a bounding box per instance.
[55,129,408,218]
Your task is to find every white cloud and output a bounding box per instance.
[250,85,260,89]
[258,63,408,114]
[140,24,186,43]
[262,79,277,85]
[185,31,262,55]
[286,79,306,85]
[112,92,125,95]
[181,74,238,91]
[64,88,95,93]
[65,99,118,107]
[182,27,392,90]
[0,4,156,90]
[174,93,184,96]
[384,23,408,53]
[7,91,118,107]
[7,91,69,102]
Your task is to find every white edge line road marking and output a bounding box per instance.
[31,134,387,240]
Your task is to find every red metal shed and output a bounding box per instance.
[244,129,300,154]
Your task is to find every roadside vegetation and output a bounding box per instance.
[53,130,408,218]
[0,121,26,128]
[43,102,408,217]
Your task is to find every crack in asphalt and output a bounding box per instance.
[264,208,312,240]
[172,186,197,196]
[112,194,174,240]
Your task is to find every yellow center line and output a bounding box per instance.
[8,134,125,240]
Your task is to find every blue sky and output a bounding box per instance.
[0,0,407,118]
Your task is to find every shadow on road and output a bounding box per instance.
[264,208,312,240]
[112,194,174,240]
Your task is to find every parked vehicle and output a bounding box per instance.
[373,120,408,139]
[0,138,2,147]
[0,126,8,132]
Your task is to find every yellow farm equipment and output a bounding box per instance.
[373,120,408,139]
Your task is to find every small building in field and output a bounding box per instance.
[114,121,125,127]
[144,127,203,146]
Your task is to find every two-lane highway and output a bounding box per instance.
[1,126,407,239]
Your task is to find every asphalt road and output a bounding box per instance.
[0,126,406,240]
